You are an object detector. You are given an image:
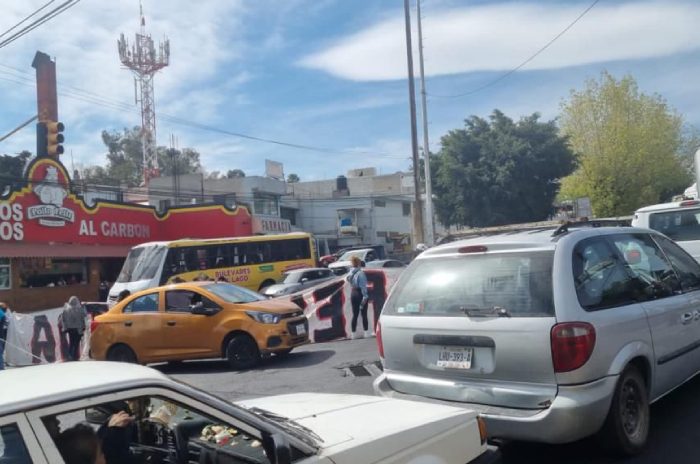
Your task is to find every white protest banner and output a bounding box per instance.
[5,306,90,367]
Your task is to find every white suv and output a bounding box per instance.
[633,199,700,261]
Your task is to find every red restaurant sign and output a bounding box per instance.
[0,157,252,245]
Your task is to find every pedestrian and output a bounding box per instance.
[347,256,370,339]
[0,302,8,370]
[59,296,87,362]
[116,289,131,303]
[98,280,109,302]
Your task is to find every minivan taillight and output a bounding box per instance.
[551,322,596,373]
[376,321,384,358]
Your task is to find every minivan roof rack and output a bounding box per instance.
[551,218,631,237]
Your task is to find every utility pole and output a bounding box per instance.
[403,0,425,246]
[416,0,434,246]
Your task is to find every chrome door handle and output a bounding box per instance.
[681,313,693,325]
[124,321,133,327]
[166,321,176,327]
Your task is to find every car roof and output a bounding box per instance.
[635,200,700,213]
[420,226,651,259]
[0,362,173,415]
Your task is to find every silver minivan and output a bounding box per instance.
[632,199,700,261]
[374,225,700,455]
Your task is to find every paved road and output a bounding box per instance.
[160,337,700,463]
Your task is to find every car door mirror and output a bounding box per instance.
[263,433,291,464]
[191,303,219,316]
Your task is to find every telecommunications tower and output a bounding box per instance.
[118,1,170,185]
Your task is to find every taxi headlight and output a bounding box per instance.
[246,311,281,324]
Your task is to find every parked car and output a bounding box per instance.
[328,248,380,275]
[91,281,309,369]
[374,224,700,455]
[262,268,336,297]
[82,301,109,318]
[364,259,407,269]
[0,362,499,464]
[320,244,387,267]
[633,198,700,261]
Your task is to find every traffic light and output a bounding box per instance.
[36,120,64,157]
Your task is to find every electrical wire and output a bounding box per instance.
[0,0,83,50]
[0,0,58,41]
[428,0,600,99]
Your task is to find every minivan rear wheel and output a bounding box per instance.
[600,366,649,455]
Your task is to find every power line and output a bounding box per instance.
[428,0,600,99]
[0,0,58,41]
[0,0,83,50]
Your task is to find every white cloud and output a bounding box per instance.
[299,1,700,81]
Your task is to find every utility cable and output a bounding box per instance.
[0,0,83,50]
[0,0,58,41]
[428,0,600,99]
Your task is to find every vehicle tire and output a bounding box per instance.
[275,348,293,357]
[258,280,275,291]
[225,334,260,370]
[599,366,650,456]
[106,344,138,364]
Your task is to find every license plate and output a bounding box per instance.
[436,346,473,369]
[296,324,307,336]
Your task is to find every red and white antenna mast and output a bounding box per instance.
[118,0,170,185]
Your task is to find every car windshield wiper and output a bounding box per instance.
[461,306,511,317]
[247,407,324,446]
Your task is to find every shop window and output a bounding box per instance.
[18,258,87,288]
[0,258,10,290]
[403,202,411,216]
[253,193,279,216]
[374,199,386,207]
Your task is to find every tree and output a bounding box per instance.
[80,165,114,185]
[558,72,691,216]
[101,127,202,186]
[287,173,300,183]
[227,169,245,178]
[432,110,576,227]
[0,150,31,193]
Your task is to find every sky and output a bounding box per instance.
[0,0,699,181]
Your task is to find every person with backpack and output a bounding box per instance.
[0,302,7,370]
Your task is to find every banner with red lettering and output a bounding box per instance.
[4,307,90,366]
[283,269,403,343]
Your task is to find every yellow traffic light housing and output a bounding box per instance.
[36,120,64,158]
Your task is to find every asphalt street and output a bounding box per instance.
[160,337,700,464]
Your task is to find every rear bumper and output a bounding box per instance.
[373,373,618,444]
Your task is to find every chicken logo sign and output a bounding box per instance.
[26,160,75,227]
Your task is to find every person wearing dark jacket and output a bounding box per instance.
[59,296,87,361]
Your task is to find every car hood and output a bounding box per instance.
[235,299,302,314]
[238,393,476,458]
[328,260,351,269]
[263,283,298,295]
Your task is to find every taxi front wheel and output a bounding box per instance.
[225,334,260,370]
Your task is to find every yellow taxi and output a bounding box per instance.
[90,281,309,369]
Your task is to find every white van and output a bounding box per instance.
[632,199,700,261]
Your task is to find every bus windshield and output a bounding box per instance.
[116,246,167,283]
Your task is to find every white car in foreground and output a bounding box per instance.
[0,362,499,464]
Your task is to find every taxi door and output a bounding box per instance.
[162,289,222,359]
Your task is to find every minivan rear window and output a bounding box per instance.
[383,251,554,317]
[649,208,700,241]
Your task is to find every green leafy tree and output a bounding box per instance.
[559,72,691,216]
[287,173,300,183]
[433,110,576,227]
[226,169,245,178]
[0,150,31,193]
[101,127,201,186]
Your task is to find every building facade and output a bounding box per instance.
[282,170,416,254]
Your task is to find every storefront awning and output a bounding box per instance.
[0,243,132,258]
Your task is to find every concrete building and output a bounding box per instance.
[149,173,292,234]
[281,170,416,254]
